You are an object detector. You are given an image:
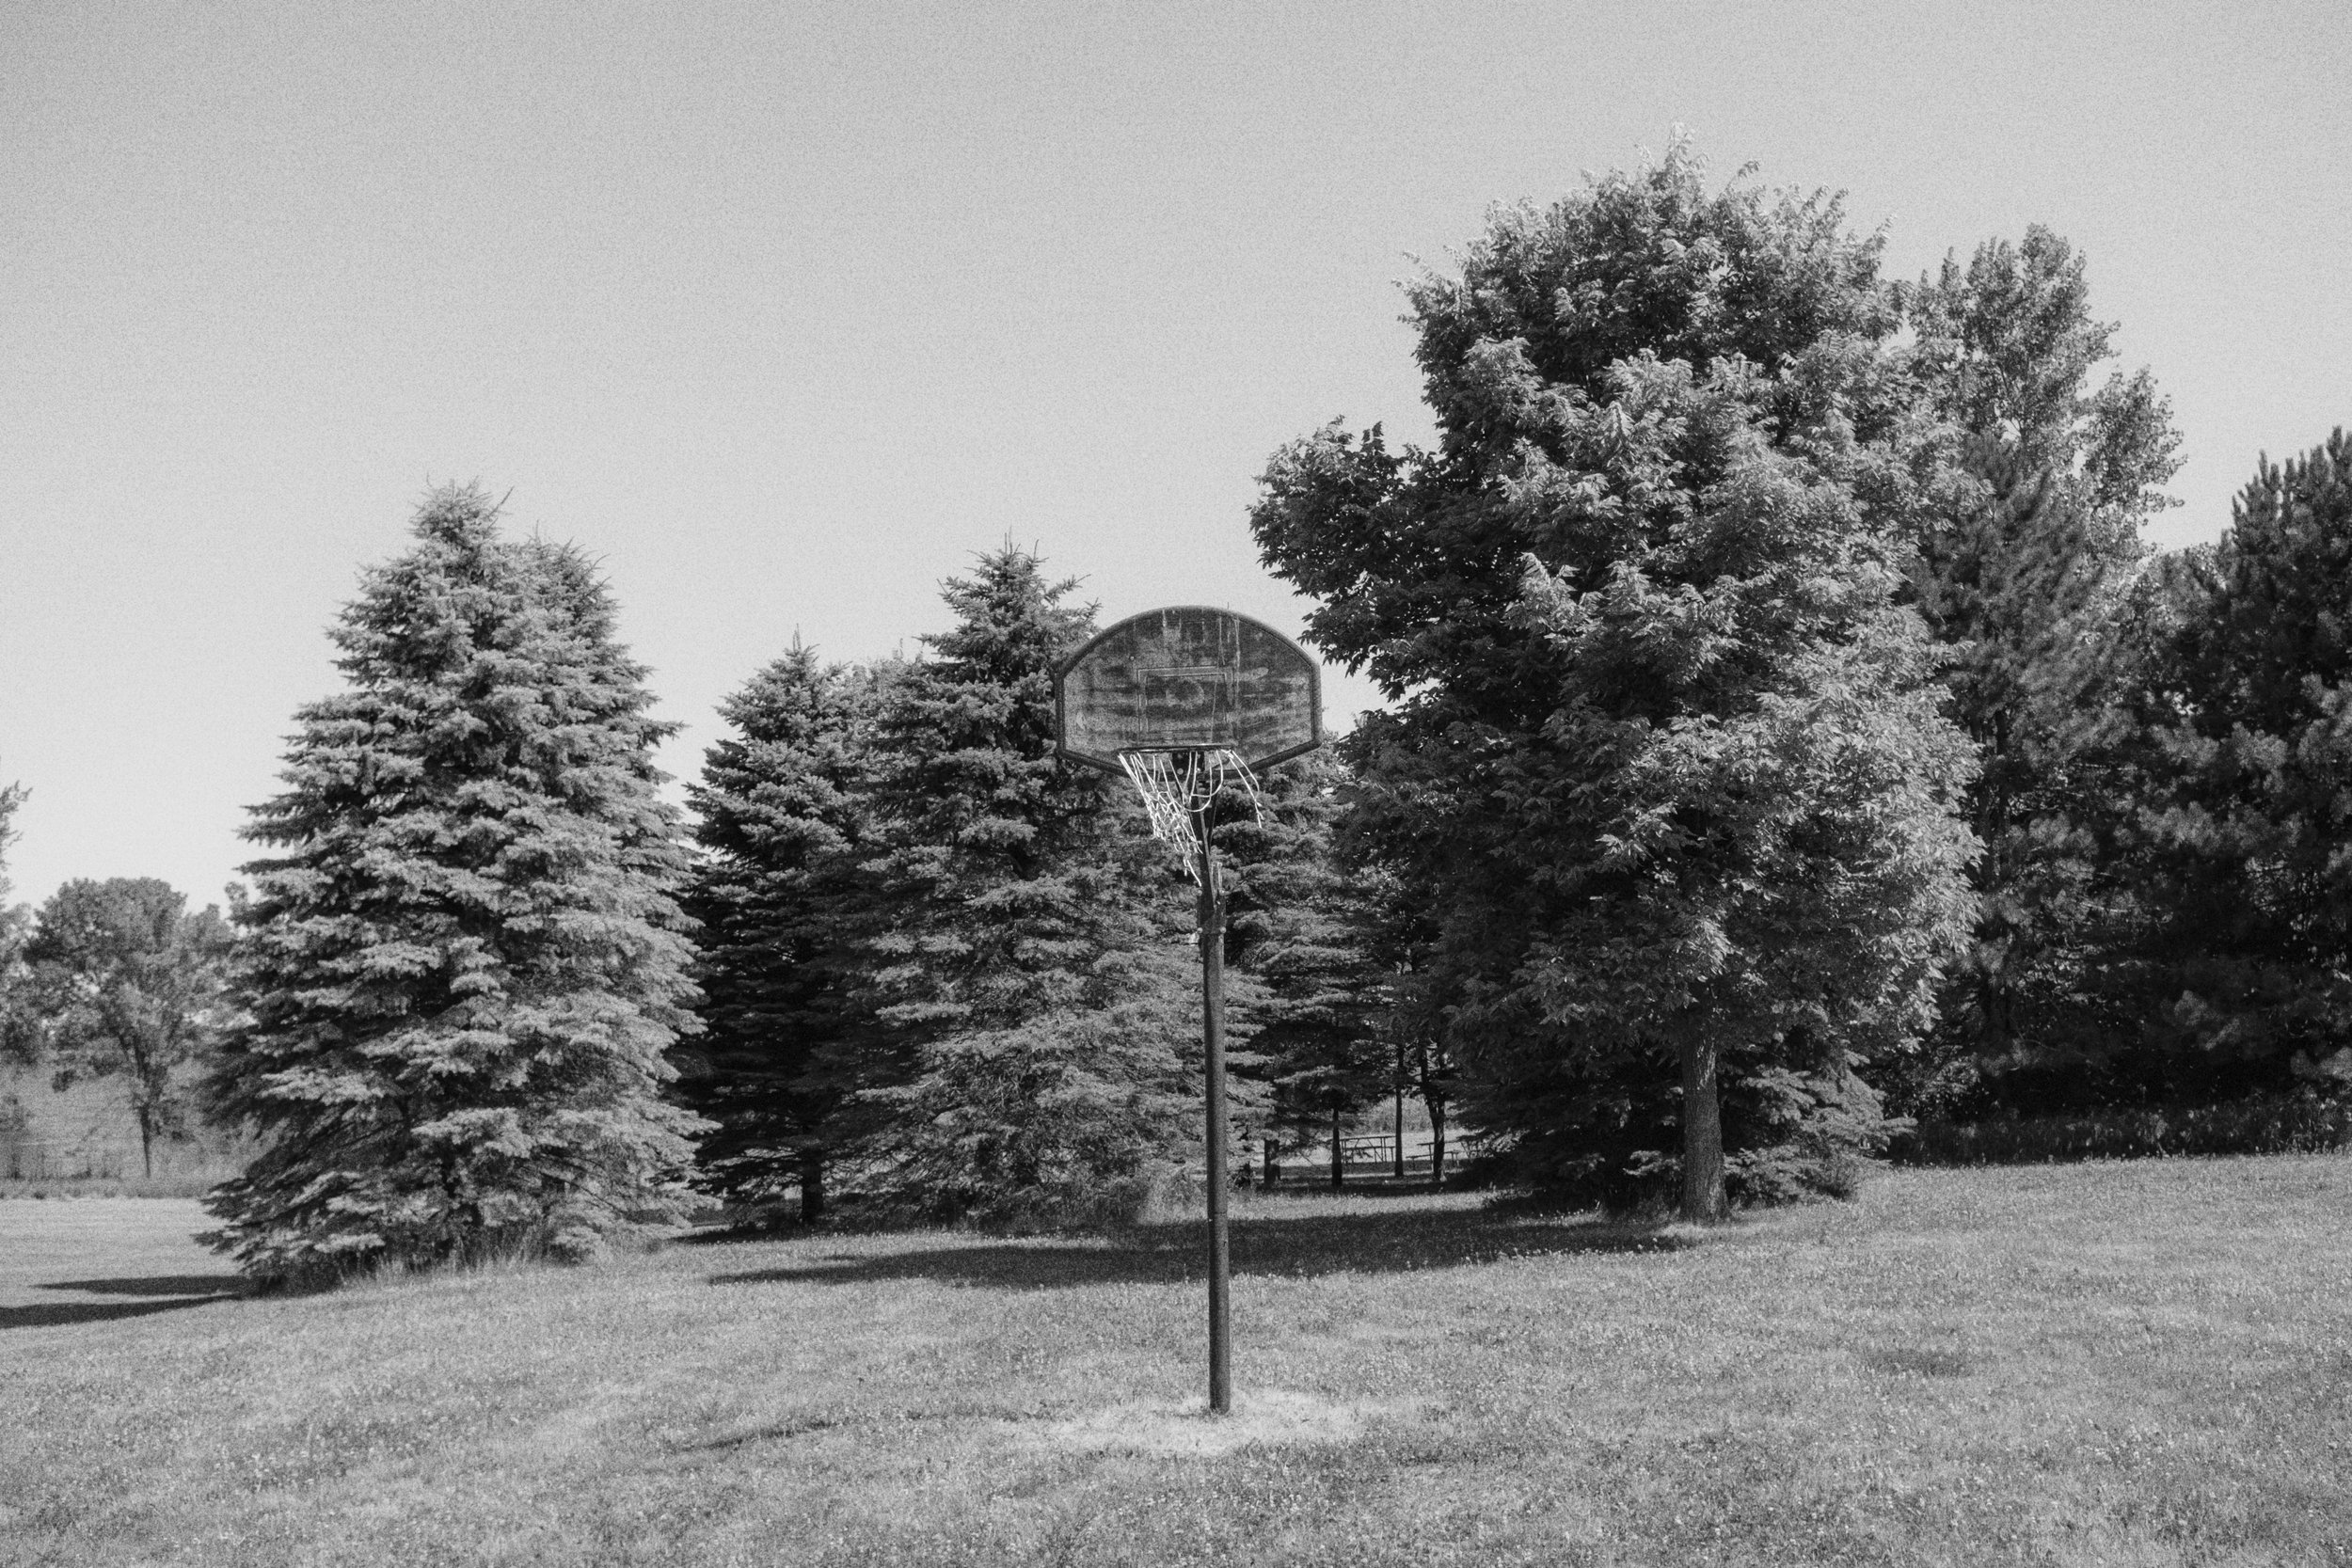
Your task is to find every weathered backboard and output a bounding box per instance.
[1057,607,1322,774]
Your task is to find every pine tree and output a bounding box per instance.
[204,486,706,1284]
[676,645,894,1221]
[1251,140,1979,1218]
[1896,228,2184,1109]
[2132,433,2352,1095]
[834,546,1202,1219]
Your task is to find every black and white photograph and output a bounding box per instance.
[4,3,2348,1562]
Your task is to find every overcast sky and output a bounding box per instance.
[4,0,2346,911]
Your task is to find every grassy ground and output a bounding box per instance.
[4,1158,2349,1567]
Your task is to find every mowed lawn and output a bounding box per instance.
[5,1160,2350,1568]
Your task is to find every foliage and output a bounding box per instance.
[1895,227,2184,1105]
[1220,752,1386,1181]
[828,546,1203,1220]
[1251,137,1979,1217]
[676,644,896,1219]
[2128,432,2352,1095]
[203,486,707,1285]
[16,879,234,1176]
[0,777,28,1063]
[1894,1095,2352,1165]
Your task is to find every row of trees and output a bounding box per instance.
[675,550,1423,1225]
[1246,142,2349,1215]
[5,141,2344,1280]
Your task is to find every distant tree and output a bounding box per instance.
[18,879,233,1176]
[204,486,707,1284]
[1223,752,1385,1187]
[832,546,1200,1219]
[1251,140,1979,1219]
[1897,228,2184,1108]
[677,644,896,1221]
[0,777,23,894]
[1357,876,1456,1187]
[2130,433,2352,1095]
[0,777,29,1060]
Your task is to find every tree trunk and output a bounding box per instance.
[1426,1099,1447,1191]
[799,1149,825,1224]
[136,1103,155,1180]
[1329,1103,1343,1190]
[1679,1036,1728,1223]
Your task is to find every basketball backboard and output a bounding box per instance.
[1055,607,1321,774]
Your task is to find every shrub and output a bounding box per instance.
[1892,1094,2352,1164]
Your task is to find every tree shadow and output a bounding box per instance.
[708,1205,1692,1292]
[40,1274,246,1298]
[1,1272,246,1332]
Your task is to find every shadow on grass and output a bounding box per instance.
[708,1205,1691,1292]
[1,1272,247,1332]
[41,1274,246,1298]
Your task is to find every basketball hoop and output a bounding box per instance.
[1119,747,1267,880]
[1054,606,1324,1417]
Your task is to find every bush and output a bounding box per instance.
[1892,1094,2352,1165]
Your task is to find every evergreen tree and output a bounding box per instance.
[1222,752,1387,1186]
[834,546,1200,1219]
[204,486,706,1284]
[19,879,233,1176]
[677,645,894,1220]
[1350,867,1458,1186]
[1896,228,2184,1109]
[1251,140,1979,1218]
[2132,433,2352,1095]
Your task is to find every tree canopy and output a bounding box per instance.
[2134,432,2352,1095]
[18,878,233,1176]
[1252,140,1979,1217]
[0,777,27,1058]
[1895,227,2184,1107]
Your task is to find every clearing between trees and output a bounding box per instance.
[5,1155,2348,1567]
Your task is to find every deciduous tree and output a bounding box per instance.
[1251,140,1979,1219]
[19,878,233,1176]
[0,778,28,1060]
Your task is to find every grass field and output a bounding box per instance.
[5,1158,2350,1567]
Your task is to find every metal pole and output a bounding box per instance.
[1194,796,1232,1416]
[1394,1034,1406,1180]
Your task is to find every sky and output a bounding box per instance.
[3,0,2346,912]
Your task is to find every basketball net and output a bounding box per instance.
[1119,748,1267,880]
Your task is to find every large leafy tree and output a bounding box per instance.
[1251,141,1979,1219]
[18,879,233,1176]
[2130,433,2352,1095]
[677,644,895,1220]
[1897,228,2183,1105]
[831,546,1200,1218]
[205,486,707,1284]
